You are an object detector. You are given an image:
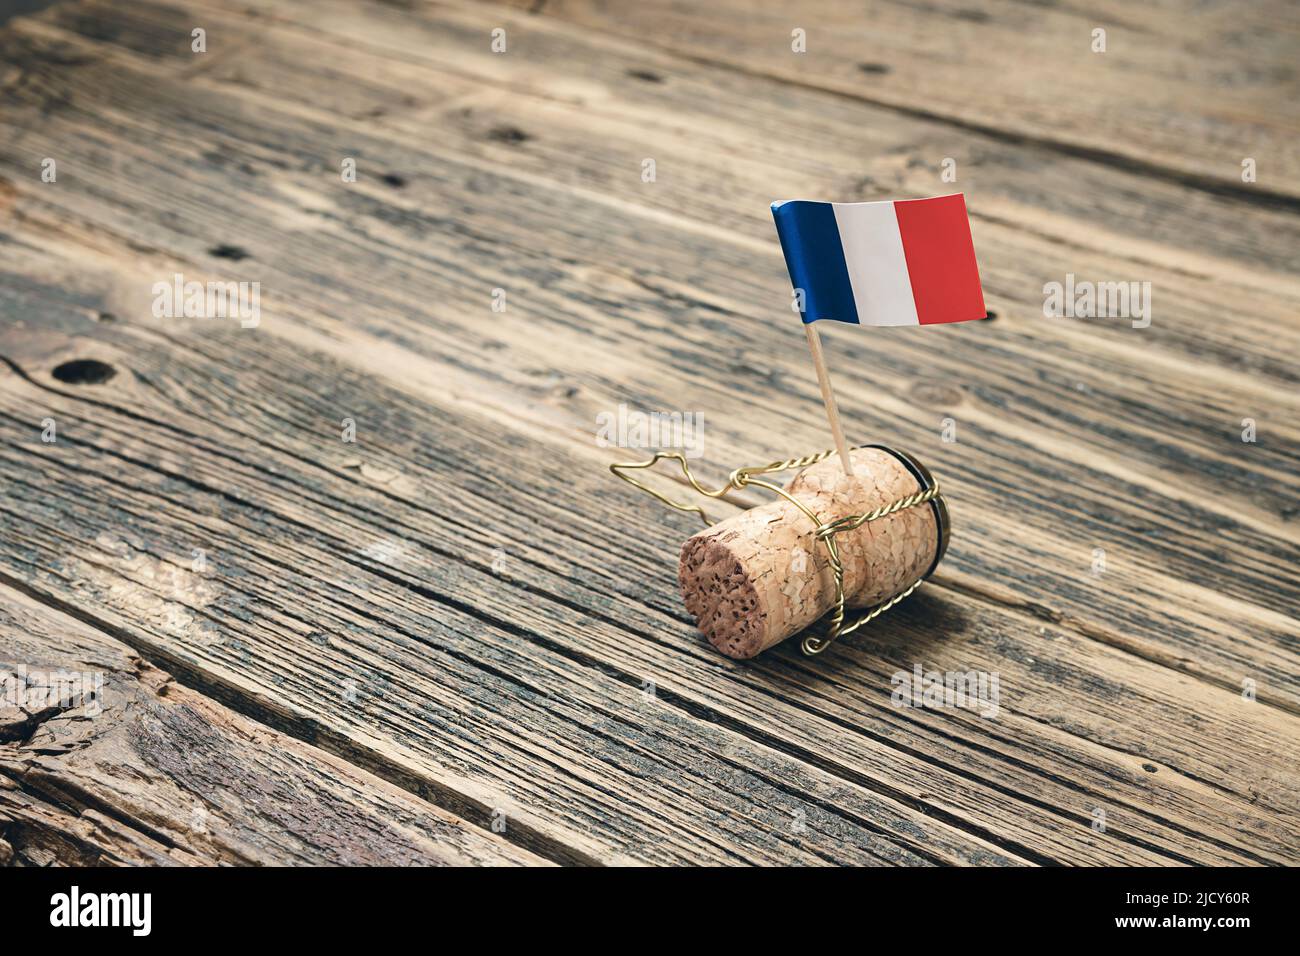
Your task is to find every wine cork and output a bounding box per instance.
[678,446,947,659]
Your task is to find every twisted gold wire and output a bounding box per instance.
[610,447,939,656]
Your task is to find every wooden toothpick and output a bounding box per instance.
[803,322,855,476]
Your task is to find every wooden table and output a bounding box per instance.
[1,0,1297,866]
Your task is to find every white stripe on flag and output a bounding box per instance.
[831,201,920,327]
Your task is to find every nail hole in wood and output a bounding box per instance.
[209,244,250,260]
[982,309,999,321]
[381,173,407,188]
[52,359,116,385]
[627,68,664,83]
[858,62,891,75]
[94,311,116,323]
[487,125,531,145]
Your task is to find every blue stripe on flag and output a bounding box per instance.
[771,201,859,325]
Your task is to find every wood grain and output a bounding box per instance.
[17,0,1290,709]
[503,0,1300,203]
[0,0,1296,865]
[0,282,1295,865]
[0,579,547,865]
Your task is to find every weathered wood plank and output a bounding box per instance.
[3,4,1294,716]
[187,0,1300,287]
[23,0,1300,287]
[498,0,1300,203]
[0,0,1296,866]
[0,315,1029,866]
[0,269,1296,864]
[0,579,549,866]
[12,0,1300,376]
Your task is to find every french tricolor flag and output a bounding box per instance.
[772,194,986,326]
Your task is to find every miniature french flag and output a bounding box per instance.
[771,194,986,326]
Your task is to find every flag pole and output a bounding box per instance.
[803,322,855,476]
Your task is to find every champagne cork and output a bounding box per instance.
[678,446,948,659]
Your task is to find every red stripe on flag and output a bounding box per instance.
[894,195,986,325]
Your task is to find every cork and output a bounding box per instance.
[678,446,946,659]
